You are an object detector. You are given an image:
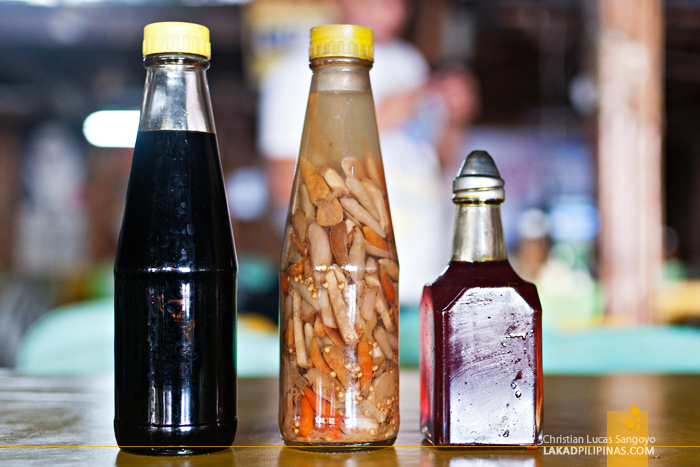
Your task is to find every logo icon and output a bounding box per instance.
[625,404,642,430]
[607,405,650,467]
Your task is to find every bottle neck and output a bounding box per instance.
[139,54,215,133]
[309,57,373,93]
[451,202,508,262]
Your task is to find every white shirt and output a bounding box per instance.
[258,40,429,159]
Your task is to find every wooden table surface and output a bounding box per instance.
[0,372,698,466]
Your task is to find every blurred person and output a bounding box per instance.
[429,66,481,167]
[258,0,479,308]
[513,208,551,282]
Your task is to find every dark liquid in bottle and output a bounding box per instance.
[114,131,237,455]
[420,261,542,446]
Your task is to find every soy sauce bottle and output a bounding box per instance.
[420,151,542,446]
[114,22,237,455]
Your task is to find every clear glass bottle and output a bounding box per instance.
[419,151,543,446]
[278,24,400,448]
[114,22,237,455]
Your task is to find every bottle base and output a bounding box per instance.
[423,437,539,449]
[283,438,395,453]
[114,418,237,456]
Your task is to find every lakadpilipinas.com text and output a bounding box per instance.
[542,435,655,456]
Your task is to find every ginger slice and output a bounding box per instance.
[292,210,307,240]
[304,322,314,357]
[363,139,383,189]
[358,399,385,423]
[300,299,315,322]
[317,197,343,227]
[310,337,333,376]
[331,264,346,286]
[289,357,309,389]
[362,226,391,251]
[290,280,319,308]
[371,342,385,366]
[373,327,394,361]
[380,270,395,303]
[292,290,309,368]
[322,344,353,389]
[299,184,316,220]
[365,243,393,259]
[378,258,399,281]
[362,179,390,233]
[365,257,378,275]
[346,178,381,223]
[329,222,349,267]
[323,324,344,346]
[341,157,367,180]
[363,304,378,337]
[300,158,330,206]
[365,273,380,287]
[386,331,399,351]
[372,370,397,408]
[290,235,307,259]
[285,317,294,350]
[375,289,396,333]
[360,286,377,321]
[318,289,337,328]
[305,367,340,404]
[340,198,385,239]
[308,222,332,270]
[324,270,359,346]
[348,226,366,283]
[313,314,326,337]
[319,166,349,195]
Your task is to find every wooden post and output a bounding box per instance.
[597,0,664,322]
[0,123,20,270]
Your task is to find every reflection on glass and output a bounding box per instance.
[419,446,540,467]
[278,447,398,467]
[448,459,537,467]
[115,447,234,466]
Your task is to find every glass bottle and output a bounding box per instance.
[278,24,400,448]
[114,22,237,455]
[419,151,543,446]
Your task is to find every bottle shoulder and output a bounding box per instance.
[430,261,532,287]
[424,260,541,313]
[116,130,235,271]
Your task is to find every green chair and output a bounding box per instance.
[16,298,280,377]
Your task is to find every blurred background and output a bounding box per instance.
[1,0,699,377]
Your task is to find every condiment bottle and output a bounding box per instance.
[419,150,543,446]
[114,22,237,455]
[278,24,400,448]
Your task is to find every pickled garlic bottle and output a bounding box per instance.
[114,22,237,455]
[419,151,542,446]
[279,24,400,448]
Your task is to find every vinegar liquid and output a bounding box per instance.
[115,130,237,455]
[298,91,382,170]
[420,261,542,446]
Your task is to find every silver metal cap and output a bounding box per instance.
[453,150,505,202]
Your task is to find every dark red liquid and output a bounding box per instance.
[420,261,542,446]
[114,130,237,455]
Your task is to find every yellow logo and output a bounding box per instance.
[607,405,650,466]
[625,405,643,430]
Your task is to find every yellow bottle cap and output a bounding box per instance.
[309,24,373,62]
[143,22,211,59]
